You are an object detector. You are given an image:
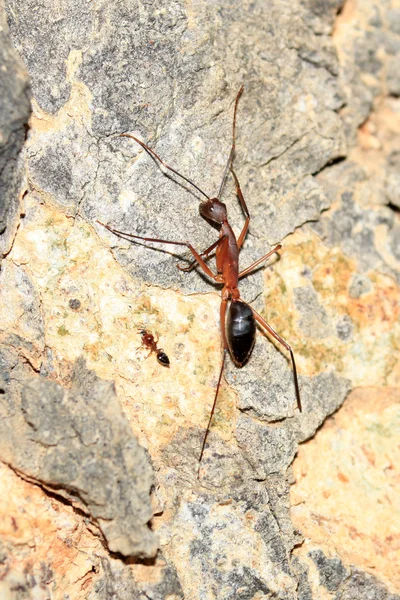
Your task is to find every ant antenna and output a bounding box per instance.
[217,85,244,199]
[120,134,211,201]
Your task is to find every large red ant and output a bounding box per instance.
[98,86,301,470]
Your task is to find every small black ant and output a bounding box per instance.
[138,328,170,367]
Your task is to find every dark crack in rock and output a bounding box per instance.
[0,358,157,558]
[0,1,31,258]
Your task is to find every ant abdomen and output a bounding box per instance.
[227,300,256,367]
[156,350,170,366]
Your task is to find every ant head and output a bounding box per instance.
[199,198,227,226]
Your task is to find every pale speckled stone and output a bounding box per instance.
[292,388,400,591]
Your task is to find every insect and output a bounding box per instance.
[138,328,170,366]
[98,86,301,470]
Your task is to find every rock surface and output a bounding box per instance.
[0,0,30,258]
[0,355,157,558]
[0,0,399,597]
[292,387,400,594]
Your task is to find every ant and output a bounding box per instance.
[138,328,170,367]
[98,86,301,471]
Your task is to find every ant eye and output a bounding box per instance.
[210,206,214,212]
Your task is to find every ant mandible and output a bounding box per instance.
[98,86,301,470]
[138,328,170,367]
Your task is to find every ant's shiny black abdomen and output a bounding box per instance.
[227,300,256,367]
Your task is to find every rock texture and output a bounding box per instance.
[0,0,30,258]
[0,356,157,558]
[0,0,399,597]
[292,388,400,593]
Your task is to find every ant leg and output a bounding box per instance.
[136,343,152,359]
[136,339,146,351]
[231,167,250,249]
[250,307,302,412]
[97,221,219,281]
[238,245,282,279]
[198,299,229,475]
[137,348,153,359]
[178,237,224,272]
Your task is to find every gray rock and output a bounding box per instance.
[385,151,400,209]
[236,413,297,478]
[0,358,157,558]
[294,285,333,339]
[0,541,54,600]
[292,558,314,600]
[309,549,348,592]
[0,569,35,600]
[315,161,400,283]
[348,273,373,299]
[87,554,185,600]
[290,371,351,443]
[226,337,302,421]
[87,558,141,600]
[0,0,31,258]
[335,569,400,600]
[335,314,354,341]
